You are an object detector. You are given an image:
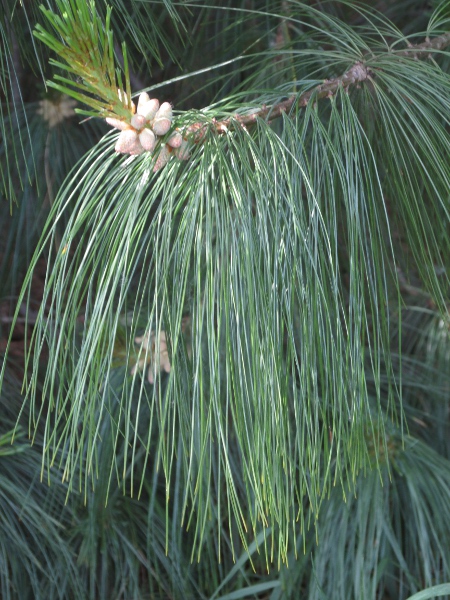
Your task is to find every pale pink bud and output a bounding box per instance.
[131,114,146,130]
[153,144,171,172]
[105,117,130,131]
[139,128,156,152]
[137,92,150,113]
[167,131,182,148]
[115,129,139,153]
[152,118,171,136]
[128,140,145,155]
[174,139,190,161]
[154,102,172,121]
[138,98,160,120]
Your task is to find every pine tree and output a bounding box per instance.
[1,1,450,598]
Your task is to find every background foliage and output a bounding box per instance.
[1,0,450,598]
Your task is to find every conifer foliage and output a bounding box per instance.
[1,1,450,598]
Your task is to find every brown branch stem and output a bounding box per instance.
[184,32,450,140]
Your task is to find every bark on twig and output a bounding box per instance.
[193,32,450,139]
[397,32,450,58]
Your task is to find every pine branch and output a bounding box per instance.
[5,2,450,569]
[209,32,450,135]
[34,0,450,169]
[107,30,450,156]
[399,32,450,57]
[211,62,370,135]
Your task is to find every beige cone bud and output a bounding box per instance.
[154,102,173,121]
[115,129,139,153]
[131,114,146,130]
[139,98,160,120]
[153,144,171,172]
[128,141,145,155]
[139,128,156,152]
[152,118,171,136]
[167,131,182,148]
[174,139,190,161]
[105,117,130,131]
[137,92,150,113]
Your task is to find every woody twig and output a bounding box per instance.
[205,32,450,137]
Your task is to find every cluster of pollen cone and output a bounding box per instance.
[105,91,189,171]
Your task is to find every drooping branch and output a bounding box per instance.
[208,32,450,135]
[111,30,450,165]
[211,62,370,136]
[35,0,450,167]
